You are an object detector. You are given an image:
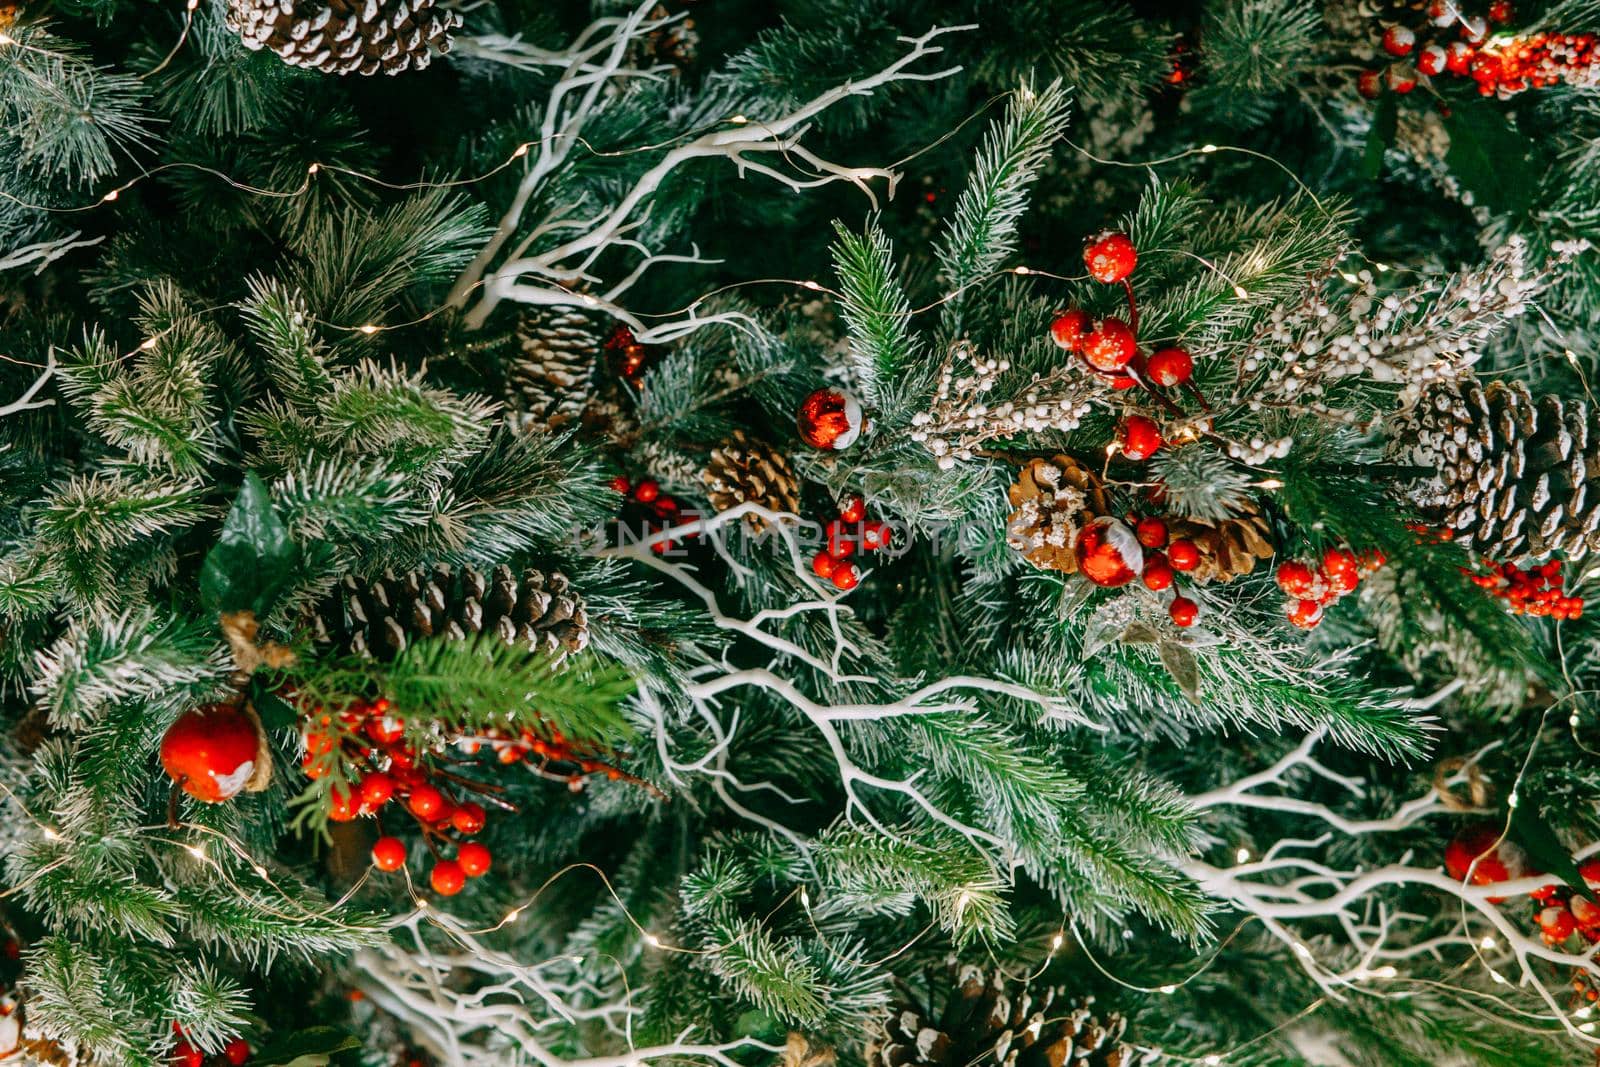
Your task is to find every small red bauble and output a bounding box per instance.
[1539,905,1578,941]
[798,387,866,450]
[1287,599,1323,629]
[840,495,866,524]
[812,551,837,579]
[1383,25,1415,56]
[861,521,890,551]
[826,519,857,558]
[160,704,266,804]
[831,562,861,591]
[365,715,403,746]
[1049,309,1092,352]
[1416,43,1447,75]
[1320,548,1358,582]
[452,802,487,835]
[609,475,631,494]
[1135,517,1169,549]
[1581,858,1600,886]
[1387,64,1418,93]
[408,784,446,820]
[371,836,407,872]
[1074,517,1144,587]
[224,1038,251,1066]
[430,859,467,896]
[1357,70,1383,98]
[1083,232,1138,284]
[1168,596,1199,627]
[634,479,660,503]
[359,772,394,809]
[1276,560,1316,598]
[1166,539,1200,571]
[1145,347,1193,387]
[1142,561,1174,591]
[457,842,493,878]
[1079,318,1137,373]
[1117,415,1162,461]
[327,786,361,822]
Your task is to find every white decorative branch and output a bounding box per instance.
[0,349,55,418]
[0,232,102,275]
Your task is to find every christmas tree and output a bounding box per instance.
[5,0,1600,1064]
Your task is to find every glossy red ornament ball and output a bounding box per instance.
[452,802,487,835]
[430,859,467,896]
[1581,858,1600,886]
[224,1038,251,1066]
[365,714,403,746]
[457,842,492,878]
[609,475,631,494]
[831,561,861,591]
[1049,309,1092,352]
[359,772,395,809]
[861,521,891,551]
[840,495,866,524]
[634,479,660,504]
[1117,415,1162,461]
[1083,232,1138,284]
[327,786,361,822]
[812,551,837,579]
[408,784,446,820]
[1416,43,1447,75]
[1145,347,1194,387]
[1074,517,1144,587]
[1168,596,1199,627]
[1320,548,1358,582]
[1357,69,1383,98]
[1135,517,1169,549]
[1276,560,1316,598]
[1383,25,1415,56]
[1079,318,1137,373]
[1540,905,1578,942]
[826,519,857,558]
[1166,539,1200,571]
[1287,599,1323,629]
[371,836,407,872]
[1387,64,1418,93]
[160,704,265,804]
[798,387,866,450]
[1142,561,1174,591]
[1444,824,1516,885]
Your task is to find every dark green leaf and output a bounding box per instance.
[1159,640,1202,704]
[251,685,298,732]
[200,473,300,617]
[1362,94,1397,181]
[1442,100,1536,216]
[249,1026,363,1067]
[1511,803,1597,905]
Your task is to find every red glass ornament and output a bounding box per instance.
[359,773,395,809]
[1079,318,1137,373]
[365,714,404,746]
[798,387,866,450]
[1083,232,1138,283]
[224,1038,251,1066]
[160,704,264,803]
[840,495,866,523]
[634,479,660,503]
[831,562,861,591]
[1417,43,1447,75]
[812,551,837,579]
[1117,415,1163,461]
[1142,561,1174,591]
[1167,539,1200,571]
[372,836,407,872]
[861,521,890,551]
[1135,517,1169,549]
[430,859,467,896]
[1444,824,1519,886]
[1145,347,1194,387]
[173,1041,204,1067]
[603,324,652,384]
[1049,309,1092,352]
[1276,561,1316,598]
[457,842,493,878]
[327,786,361,822]
[1074,517,1144,587]
[1168,596,1199,627]
[1446,41,1474,74]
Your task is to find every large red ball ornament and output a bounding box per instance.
[1444,823,1528,902]
[160,703,268,803]
[1074,517,1144,587]
[798,387,866,450]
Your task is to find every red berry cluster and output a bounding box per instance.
[1464,33,1599,97]
[170,1025,250,1067]
[1275,547,1385,629]
[1359,3,1595,98]
[811,495,892,591]
[1464,557,1584,619]
[611,474,696,554]
[1131,516,1202,627]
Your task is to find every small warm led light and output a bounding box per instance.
[41,827,61,841]
[1480,936,1497,950]
[1375,262,1391,272]
[102,190,120,202]
[0,31,14,45]
[730,114,749,125]
[308,163,321,175]
[186,844,207,860]
[1013,265,1030,275]
[1257,479,1284,489]
[1292,942,1312,960]
[1201,144,1218,153]
[645,933,663,948]
[140,338,158,350]
[358,324,380,335]
[1159,984,1177,995]
[1490,970,1508,985]
[1371,966,1397,979]
[802,280,822,291]
[569,955,584,965]
[505,907,524,923]
[1234,848,1251,864]
[1232,286,1248,299]
[1508,792,1520,808]
[252,865,268,878]
[800,888,810,908]
[1050,932,1064,950]
[1203,1056,1221,1066]
[514,144,531,157]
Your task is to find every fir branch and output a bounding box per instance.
[831,219,917,409]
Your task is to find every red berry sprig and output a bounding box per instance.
[1126,516,1201,627]
[169,1025,251,1067]
[1275,547,1385,629]
[811,495,892,591]
[1464,557,1584,619]
[611,474,697,554]
[1357,2,1597,100]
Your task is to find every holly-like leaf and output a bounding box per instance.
[200,473,300,617]
[1442,100,1537,216]
[248,1027,362,1067]
[250,685,298,732]
[1159,639,1202,705]
[1510,802,1598,905]
[1362,93,1398,181]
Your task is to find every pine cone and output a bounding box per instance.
[628,2,699,72]
[1394,378,1600,561]
[226,0,461,76]
[1006,455,1108,573]
[866,964,1153,1067]
[702,431,800,529]
[313,564,589,661]
[1166,508,1274,583]
[507,309,603,433]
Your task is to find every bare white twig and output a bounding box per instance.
[0,349,55,418]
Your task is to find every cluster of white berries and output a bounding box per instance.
[1226,436,1294,465]
[910,341,1093,471]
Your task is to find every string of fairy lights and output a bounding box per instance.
[3,8,1600,1059]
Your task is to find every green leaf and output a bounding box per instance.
[249,1027,363,1067]
[251,684,298,732]
[1442,100,1536,216]
[200,473,301,617]
[1362,93,1397,181]
[1511,803,1597,905]
[1158,639,1202,705]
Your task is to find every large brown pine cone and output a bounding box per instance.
[1006,455,1108,573]
[702,431,800,529]
[1166,508,1274,584]
[506,309,603,433]
[226,0,461,76]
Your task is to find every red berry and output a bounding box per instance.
[1416,43,1447,75]
[1168,597,1199,627]
[634,479,660,503]
[408,784,446,820]
[327,786,361,822]
[1383,25,1415,57]
[1446,41,1474,74]
[1487,0,1512,24]
[1049,309,1092,352]
[365,715,404,746]
[798,387,866,451]
[1357,69,1384,98]
[1287,599,1323,629]
[1079,318,1137,373]
[831,562,861,591]
[609,475,631,494]
[812,551,837,579]
[1387,63,1418,92]
[839,495,866,524]
[430,860,466,896]
[1111,374,1137,390]
[1320,548,1358,582]
[1083,232,1138,284]
[160,704,265,804]
[452,802,486,835]
[224,1038,251,1066]
[1167,539,1200,571]
[173,1041,204,1067]
[1581,859,1600,885]
[1142,561,1175,591]
[1276,560,1316,598]
[1145,347,1194,387]
[1444,824,1515,885]
[861,521,890,551]
[1117,415,1163,462]
[1573,895,1600,929]
[371,836,407,871]
[1461,15,1488,42]
[1540,905,1578,941]
[457,842,492,878]
[826,519,857,558]
[1135,517,1169,549]
[359,773,395,809]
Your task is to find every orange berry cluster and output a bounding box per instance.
[811,495,892,591]
[1464,558,1584,619]
[170,1024,250,1067]
[1275,547,1385,629]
